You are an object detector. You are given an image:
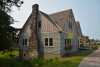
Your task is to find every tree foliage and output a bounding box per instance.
[0,0,23,50]
[0,0,23,12]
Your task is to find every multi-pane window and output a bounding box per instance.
[24,39,27,45]
[49,38,53,46]
[23,39,27,46]
[67,39,71,45]
[45,38,53,46]
[45,38,48,46]
[65,39,72,50]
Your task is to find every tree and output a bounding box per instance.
[0,0,23,50]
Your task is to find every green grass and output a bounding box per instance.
[97,44,100,48]
[0,50,93,67]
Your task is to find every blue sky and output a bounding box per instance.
[11,0,100,40]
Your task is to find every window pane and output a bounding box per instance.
[25,39,27,45]
[23,39,27,46]
[23,39,24,45]
[49,38,52,42]
[65,39,66,45]
[65,39,68,48]
[67,39,71,44]
[49,38,53,46]
[38,21,41,28]
[45,38,48,46]
[65,39,72,50]
[67,39,71,48]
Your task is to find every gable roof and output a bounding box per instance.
[19,8,76,35]
[22,14,32,31]
[40,11,63,31]
[19,11,62,35]
[49,9,75,31]
[76,21,82,36]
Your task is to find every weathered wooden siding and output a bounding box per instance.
[40,10,79,56]
[41,32,61,58]
[41,13,60,33]
[40,13,63,58]
[18,14,33,59]
[59,32,79,54]
[18,4,82,59]
[59,32,66,56]
[19,4,41,60]
[71,36,79,52]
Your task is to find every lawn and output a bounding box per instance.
[0,50,93,67]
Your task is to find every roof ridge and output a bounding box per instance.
[49,9,72,16]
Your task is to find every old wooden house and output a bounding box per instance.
[18,4,82,59]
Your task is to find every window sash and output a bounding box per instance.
[23,39,27,46]
[45,38,53,46]
[65,39,72,48]
[49,38,53,46]
[24,39,27,45]
[45,38,48,46]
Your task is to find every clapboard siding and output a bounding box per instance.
[41,14,60,32]
[18,4,82,59]
[41,32,61,58]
